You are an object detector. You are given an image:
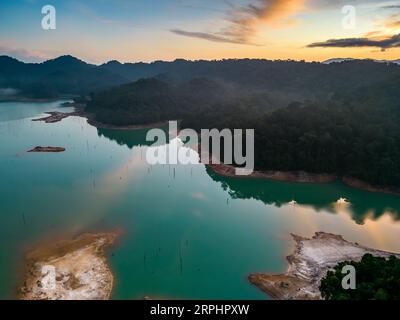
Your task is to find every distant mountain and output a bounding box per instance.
[1,55,400,99]
[376,59,400,65]
[0,55,127,98]
[89,57,400,128]
[323,58,400,65]
[87,62,400,189]
[0,55,27,75]
[40,55,94,72]
[2,54,400,188]
[322,58,355,64]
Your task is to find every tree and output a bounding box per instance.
[320,254,400,300]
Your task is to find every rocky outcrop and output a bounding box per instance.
[28,146,65,153]
[207,163,336,183]
[32,111,75,123]
[19,233,117,300]
[249,232,400,300]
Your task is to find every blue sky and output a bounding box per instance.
[0,0,399,63]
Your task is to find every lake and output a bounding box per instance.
[0,100,399,299]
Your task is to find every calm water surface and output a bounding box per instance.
[0,101,399,299]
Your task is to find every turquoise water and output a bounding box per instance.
[0,100,399,299]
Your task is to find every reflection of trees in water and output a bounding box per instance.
[206,167,400,224]
[97,126,169,149]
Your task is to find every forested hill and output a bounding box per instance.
[87,59,400,122]
[2,55,400,188]
[87,60,400,189]
[86,77,278,125]
[1,55,400,99]
[0,55,128,98]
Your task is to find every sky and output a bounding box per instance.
[0,0,399,64]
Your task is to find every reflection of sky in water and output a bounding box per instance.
[0,100,73,122]
[0,100,399,300]
[207,168,400,225]
[277,203,400,253]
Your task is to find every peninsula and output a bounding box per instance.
[19,233,117,300]
[249,232,400,300]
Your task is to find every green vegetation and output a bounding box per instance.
[320,254,400,300]
[87,61,400,189]
[3,56,400,188]
[0,55,126,98]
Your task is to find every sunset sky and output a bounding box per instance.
[0,0,399,63]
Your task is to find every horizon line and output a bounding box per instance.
[1,54,400,66]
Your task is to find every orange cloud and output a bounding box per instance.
[235,0,306,25]
[223,0,306,42]
[171,0,307,45]
[385,14,400,29]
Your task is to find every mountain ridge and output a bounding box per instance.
[1,54,400,99]
[2,54,400,66]
[323,57,400,65]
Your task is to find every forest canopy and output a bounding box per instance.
[320,254,400,300]
[3,56,398,188]
[86,60,400,189]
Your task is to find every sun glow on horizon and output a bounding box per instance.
[0,1,399,63]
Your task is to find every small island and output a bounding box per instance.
[19,233,117,300]
[28,146,66,153]
[249,232,400,300]
[32,111,76,123]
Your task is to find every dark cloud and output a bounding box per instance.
[170,29,251,45]
[381,5,400,9]
[307,33,400,51]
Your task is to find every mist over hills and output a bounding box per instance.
[2,54,400,188]
[82,56,400,189]
[0,55,128,98]
[1,54,400,99]
[323,58,400,65]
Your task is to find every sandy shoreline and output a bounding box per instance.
[207,163,400,196]
[19,232,117,300]
[342,177,400,196]
[32,111,77,123]
[249,232,400,300]
[33,103,167,130]
[85,115,168,130]
[74,103,168,130]
[34,102,400,196]
[207,163,336,183]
